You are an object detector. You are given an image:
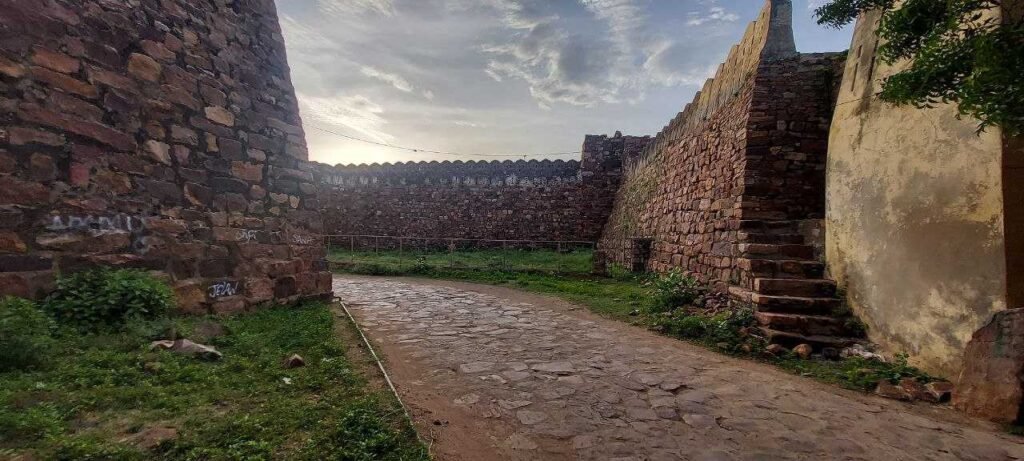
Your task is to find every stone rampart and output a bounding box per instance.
[314,134,650,241]
[0,0,332,314]
[599,0,843,288]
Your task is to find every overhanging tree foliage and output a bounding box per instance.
[815,0,1024,135]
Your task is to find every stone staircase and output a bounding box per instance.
[729,220,864,350]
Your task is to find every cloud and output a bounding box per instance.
[686,6,740,26]
[481,0,646,107]
[643,40,718,87]
[299,94,395,143]
[360,66,415,93]
[318,0,394,16]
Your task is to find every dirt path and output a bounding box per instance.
[333,275,1024,461]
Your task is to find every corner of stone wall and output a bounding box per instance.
[0,0,333,315]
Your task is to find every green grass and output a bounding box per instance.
[329,247,594,276]
[332,250,941,395]
[0,303,428,461]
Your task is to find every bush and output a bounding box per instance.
[42,269,174,330]
[0,297,55,372]
[649,270,703,312]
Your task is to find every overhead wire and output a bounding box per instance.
[306,124,582,159]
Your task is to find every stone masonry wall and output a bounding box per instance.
[599,0,843,289]
[314,133,650,242]
[0,0,332,314]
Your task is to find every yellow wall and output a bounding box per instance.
[826,12,1008,377]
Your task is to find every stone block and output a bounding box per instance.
[211,296,246,316]
[29,66,97,98]
[9,126,65,146]
[18,106,136,151]
[144,140,172,165]
[1,176,50,205]
[173,279,208,315]
[0,270,55,299]
[127,53,162,82]
[245,277,274,303]
[954,309,1024,424]
[204,106,235,126]
[31,46,79,73]
[36,231,131,254]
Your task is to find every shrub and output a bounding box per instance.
[42,269,174,330]
[0,297,55,372]
[649,270,703,312]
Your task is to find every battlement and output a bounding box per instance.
[313,134,650,188]
[316,133,650,241]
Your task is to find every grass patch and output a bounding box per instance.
[329,247,593,276]
[333,250,940,394]
[0,303,428,460]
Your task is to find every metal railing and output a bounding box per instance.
[325,234,596,275]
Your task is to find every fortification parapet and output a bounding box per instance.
[629,0,797,171]
[315,134,651,241]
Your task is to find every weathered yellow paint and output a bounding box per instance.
[826,12,1009,378]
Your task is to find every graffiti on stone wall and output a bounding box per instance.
[208,280,241,299]
[236,229,259,243]
[45,214,157,253]
[47,214,144,234]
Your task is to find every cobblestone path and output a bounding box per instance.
[334,276,1024,461]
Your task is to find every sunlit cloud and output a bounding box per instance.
[299,94,395,143]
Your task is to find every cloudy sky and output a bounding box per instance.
[274,0,851,166]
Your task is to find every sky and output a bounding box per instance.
[274,0,852,166]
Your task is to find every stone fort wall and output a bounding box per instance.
[313,133,650,242]
[598,0,843,289]
[0,0,332,314]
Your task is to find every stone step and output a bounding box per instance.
[736,232,805,245]
[754,278,837,298]
[737,220,801,235]
[737,258,824,279]
[736,243,815,260]
[750,293,840,315]
[754,312,852,337]
[759,328,863,351]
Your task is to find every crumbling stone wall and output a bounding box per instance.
[314,134,650,242]
[598,0,842,288]
[0,0,332,314]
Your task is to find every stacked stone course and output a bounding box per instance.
[0,0,332,313]
[313,134,650,242]
[598,0,860,348]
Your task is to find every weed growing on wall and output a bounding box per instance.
[42,269,174,330]
[648,269,704,313]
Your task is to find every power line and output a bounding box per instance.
[307,124,582,159]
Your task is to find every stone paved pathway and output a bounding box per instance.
[334,276,1024,461]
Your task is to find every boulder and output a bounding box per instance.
[840,344,886,362]
[283,354,305,369]
[954,308,1024,424]
[875,380,914,401]
[793,344,813,360]
[150,339,222,361]
[923,381,954,404]
[765,344,788,357]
